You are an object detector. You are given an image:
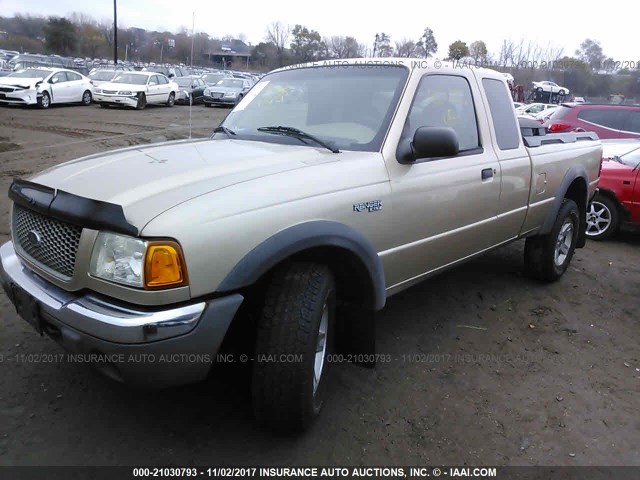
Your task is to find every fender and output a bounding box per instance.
[540,165,589,246]
[216,220,386,311]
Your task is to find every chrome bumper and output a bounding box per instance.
[0,241,244,387]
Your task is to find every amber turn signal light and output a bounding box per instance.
[144,241,188,289]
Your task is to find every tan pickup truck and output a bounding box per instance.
[1,59,601,433]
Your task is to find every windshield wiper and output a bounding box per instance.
[212,126,236,139]
[257,126,340,153]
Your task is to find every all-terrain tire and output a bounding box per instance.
[525,199,580,282]
[252,262,336,433]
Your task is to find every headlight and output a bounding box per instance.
[94,88,102,94]
[118,90,133,95]
[204,89,210,95]
[89,232,187,289]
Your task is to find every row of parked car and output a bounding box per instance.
[0,66,261,110]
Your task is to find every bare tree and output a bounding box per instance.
[394,39,417,57]
[266,21,290,67]
[326,36,363,59]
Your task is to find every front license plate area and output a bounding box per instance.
[12,284,43,335]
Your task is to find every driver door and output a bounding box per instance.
[49,71,70,103]
[382,73,502,291]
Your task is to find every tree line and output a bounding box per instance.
[1,14,638,97]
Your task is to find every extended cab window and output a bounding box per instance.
[405,75,480,152]
[482,78,520,150]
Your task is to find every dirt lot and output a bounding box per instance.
[0,103,638,467]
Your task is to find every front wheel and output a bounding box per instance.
[558,89,566,96]
[586,194,619,240]
[252,262,336,433]
[525,199,580,282]
[38,91,51,109]
[136,93,147,110]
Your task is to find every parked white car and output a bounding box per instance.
[88,69,119,92]
[93,72,179,110]
[515,103,558,116]
[0,67,93,108]
[532,81,570,96]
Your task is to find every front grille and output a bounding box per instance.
[211,92,224,99]
[102,90,117,94]
[12,205,82,278]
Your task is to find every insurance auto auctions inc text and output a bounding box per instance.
[254,467,497,477]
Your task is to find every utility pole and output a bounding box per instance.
[113,0,118,64]
[190,12,195,68]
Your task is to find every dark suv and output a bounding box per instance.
[543,103,640,139]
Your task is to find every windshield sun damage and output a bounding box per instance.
[220,65,409,152]
[217,79,245,89]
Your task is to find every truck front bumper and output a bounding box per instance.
[0,241,243,388]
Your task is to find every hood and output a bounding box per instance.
[208,85,240,94]
[0,77,41,88]
[29,138,360,231]
[600,157,636,172]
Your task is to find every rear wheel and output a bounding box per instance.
[525,199,580,282]
[136,93,146,110]
[252,262,336,433]
[586,194,619,240]
[38,91,50,109]
[166,92,175,107]
[81,90,92,106]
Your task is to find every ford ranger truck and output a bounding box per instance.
[0,59,601,433]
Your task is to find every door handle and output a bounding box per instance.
[481,168,494,180]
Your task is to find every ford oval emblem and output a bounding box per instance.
[27,230,43,248]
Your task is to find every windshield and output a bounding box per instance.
[112,73,148,85]
[176,78,193,87]
[90,71,116,81]
[217,78,244,89]
[221,65,409,152]
[7,69,50,79]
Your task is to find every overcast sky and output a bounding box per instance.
[3,0,636,64]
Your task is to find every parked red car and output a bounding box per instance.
[544,103,640,139]
[586,139,640,239]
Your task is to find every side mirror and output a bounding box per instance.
[50,77,58,84]
[412,126,459,159]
